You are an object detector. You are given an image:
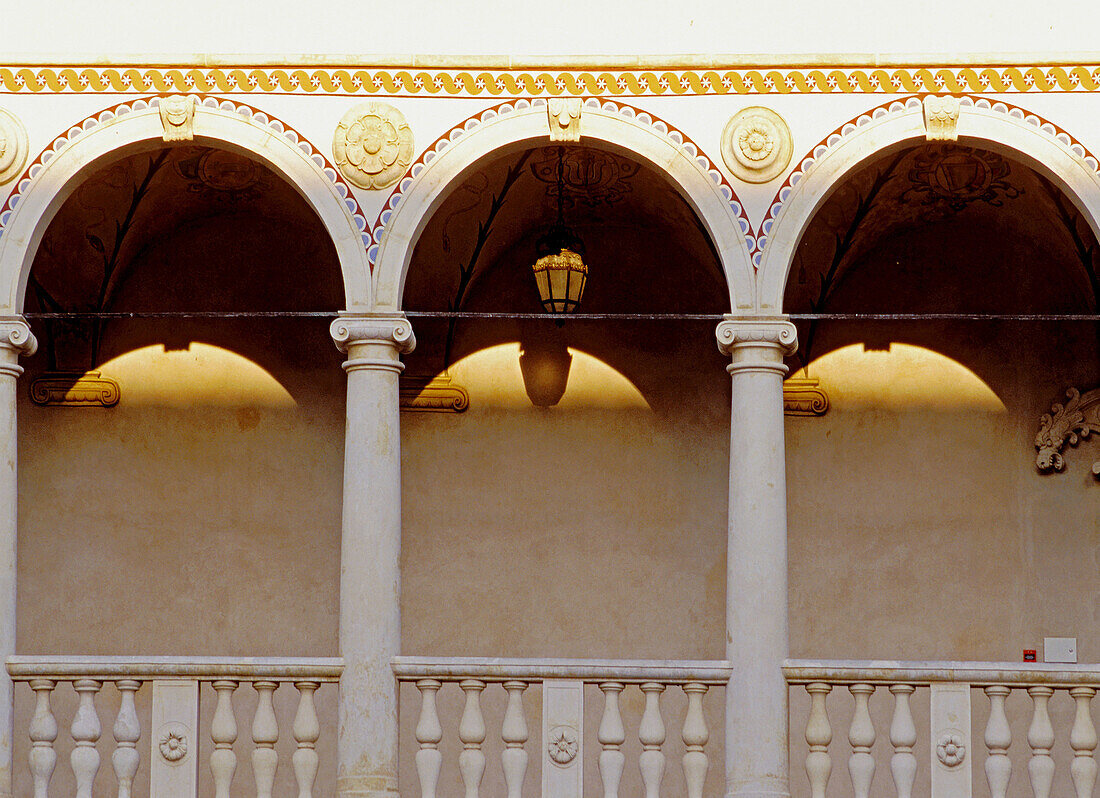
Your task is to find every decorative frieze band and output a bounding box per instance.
[2,65,1100,97]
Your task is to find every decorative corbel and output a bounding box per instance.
[783,377,829,416]
[923,96,961,141]
[159,95,198,142]
[547,98,582,142]
[1035,386,1100,479]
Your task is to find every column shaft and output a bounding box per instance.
[331,314,414,798]
[0,318,35,798]
[717,319,796,798]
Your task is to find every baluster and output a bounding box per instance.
[293,681,321,798]
[985,685,1012,798]
[252,680,280,798]
[1069,687,1097,798]
[501,681,529,798]
[848,683,876,798]
[28,679,57,798]
[458,679,486,798]
[414,680,443,798]
[805,683,832,798]
[639,682,666,798]
[1027,685,1055,798]
[211,680,238,798]
[598,682,626,798]
[71,679,102,798]
[888,684,916,798]
[681,683,709,798]
[112,680,141,798]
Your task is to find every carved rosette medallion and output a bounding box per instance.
[936,732,966,768]
[721,107,793,183]
[547,725,579,766]
[333,102,414,189]
[0,106,29,185]
[158,722,190,764]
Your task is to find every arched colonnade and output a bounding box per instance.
[0,93,1098,798]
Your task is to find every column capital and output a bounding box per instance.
[330,313,416,353]
[0,316,37,378]
[716,317,797,376]
[330,313,416,373]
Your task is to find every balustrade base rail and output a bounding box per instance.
[7,655,341,798]
[395,656,730,798]
[785,658,1100,798]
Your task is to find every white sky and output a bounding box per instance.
[1,0,1098,60]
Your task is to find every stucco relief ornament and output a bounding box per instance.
[159,728,188,762]
[1035,387,1100,479]
[923,95,961,141]
[159,95,197,142]
[333,102,414,190]
[547,725,579,765]
[547,98,582,142]
[936,732,966,768]
[721,106,793,184]
[0,106,29,185]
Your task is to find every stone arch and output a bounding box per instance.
[0,97,372,314]
[371,101,756,312]
[756,97,1100,312]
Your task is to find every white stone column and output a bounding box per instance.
[329,312,415,798]
[716,317,797,798]
[0,317,36,798]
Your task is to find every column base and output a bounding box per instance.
[726,778,791,798]
[337,775,399,798]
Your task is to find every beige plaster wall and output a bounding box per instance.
[11,315,1099,798]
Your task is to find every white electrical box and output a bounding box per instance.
[1044,637,1077,663]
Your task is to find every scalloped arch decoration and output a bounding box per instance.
[0,96,371,249]
[753,95,1100,268]
[367,97,755,270]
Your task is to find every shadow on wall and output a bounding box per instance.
[96,343,297,408]
[796,342,1006,413]
[445,341,650,411]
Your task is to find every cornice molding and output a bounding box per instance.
[6,53,1100,69]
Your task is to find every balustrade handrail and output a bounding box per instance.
[785,657,1100,687]
[7,654,343,681]
[393,655,731,683]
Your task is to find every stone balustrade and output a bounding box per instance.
[393,657,730,798]
[786,659,1100,798]
[7,655,341,798]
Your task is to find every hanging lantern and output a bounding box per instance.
[532,147,587,316]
